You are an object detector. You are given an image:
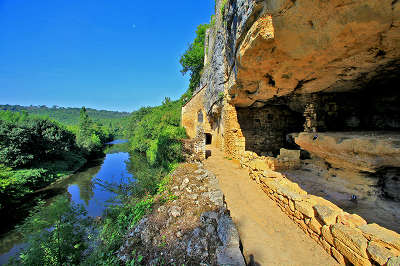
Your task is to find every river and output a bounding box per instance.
[0,140,133,264]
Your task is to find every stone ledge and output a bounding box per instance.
[254,168,400,265]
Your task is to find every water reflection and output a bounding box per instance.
[0,140,133,264]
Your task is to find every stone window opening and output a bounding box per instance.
[197,110,203,123]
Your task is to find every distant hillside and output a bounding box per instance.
[0,104,130,126]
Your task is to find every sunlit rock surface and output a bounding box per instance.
[226,0,400,107]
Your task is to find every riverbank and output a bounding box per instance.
[0,157,87,232]
[0,140,129,264]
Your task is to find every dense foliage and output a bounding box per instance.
[8,197,90,266]
[0,104,129,137]
[179,24,209,101]
[127,99,186,169]
[0,109,113,211]
[0,111,78,168]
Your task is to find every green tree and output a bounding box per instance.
[179,23,209,99]
[78,107,92,137]
[128,100,186,169]
[76,107,104,156]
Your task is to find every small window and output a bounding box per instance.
[198,111,203,123]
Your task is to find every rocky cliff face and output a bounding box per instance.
[200,0,400,187]
[191,1,400,264]
[201,0,400,107]
[226,0,400,107]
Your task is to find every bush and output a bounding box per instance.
[0,165,54,208]
[128,100,186,168]
[8,196,90,266]
[0,114,77,168]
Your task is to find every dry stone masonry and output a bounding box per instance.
[182,0,400,265]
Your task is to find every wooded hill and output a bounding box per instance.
[0,104,130,126]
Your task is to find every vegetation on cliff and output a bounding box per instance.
[180,24,209,101]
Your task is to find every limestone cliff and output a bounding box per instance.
[203,0,400,108]
[183,1,400,265]
[196,0,400,192]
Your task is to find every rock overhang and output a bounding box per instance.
[225,0,400,108]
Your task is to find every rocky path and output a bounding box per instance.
[203,147,339,266]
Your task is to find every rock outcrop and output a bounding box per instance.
[117,163,245,265]
[294,132,400,172]
[225,0,400,108]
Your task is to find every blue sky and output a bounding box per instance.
[0,0,214,112]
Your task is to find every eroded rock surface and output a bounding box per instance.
[224,0,400,108]
[294,132,400,172]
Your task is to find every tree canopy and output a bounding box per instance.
[179,23,209,100]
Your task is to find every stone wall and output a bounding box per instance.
[258,170,400,266]
[221,102,245,160]
[181,87,212,139]
[237,105,303,156]
[303,87,400,133]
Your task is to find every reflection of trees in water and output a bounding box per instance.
[67,165,101,205]
[104,142,130,154]
[0,230,24,255]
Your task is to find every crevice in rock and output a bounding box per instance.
[375,49,386,58]
[293,78,317,92]
[265,73,276,87]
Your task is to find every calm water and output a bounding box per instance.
[0,140,133,264]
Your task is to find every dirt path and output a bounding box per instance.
[203,147,338,266]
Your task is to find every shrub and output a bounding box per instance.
[128,100,186,168]
[8,196,90,266]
